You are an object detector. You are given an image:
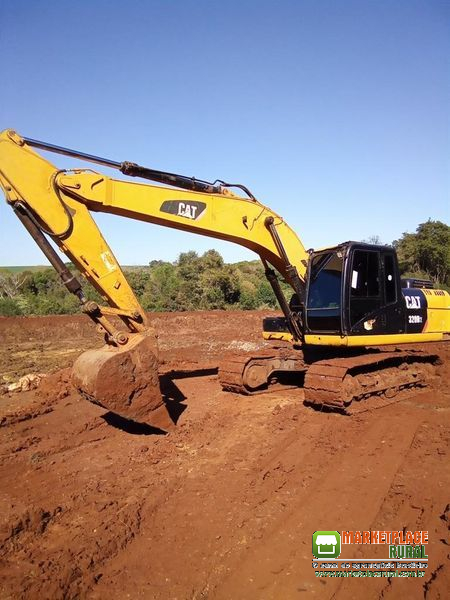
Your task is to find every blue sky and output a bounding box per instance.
[0,0,448,265]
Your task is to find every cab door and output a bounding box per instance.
[346,247,405,335]
[348,249,382,332]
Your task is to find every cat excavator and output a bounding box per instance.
[0,129,448,423]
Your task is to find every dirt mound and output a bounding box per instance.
[36,368,72,401]
[0,369,72,429]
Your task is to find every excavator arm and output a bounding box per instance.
[0,129,309,422]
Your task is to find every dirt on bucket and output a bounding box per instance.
[71,331,165,424]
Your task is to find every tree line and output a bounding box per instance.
[0,249,284,316]
[0,220,448,317]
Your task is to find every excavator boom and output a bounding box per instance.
[0,129,309,422]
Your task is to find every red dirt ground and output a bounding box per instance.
[0,311,449,599]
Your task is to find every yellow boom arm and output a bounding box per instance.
[0,129,309,342]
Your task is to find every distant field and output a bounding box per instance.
[0,261,260,274]
[0,264,171,274]
[0,266,49,273]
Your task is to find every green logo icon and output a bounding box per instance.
[312,531,341,559]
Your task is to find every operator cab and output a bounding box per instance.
[304,242,405,336]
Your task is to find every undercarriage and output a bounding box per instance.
[219,344,440,414]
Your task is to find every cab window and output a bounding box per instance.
[351,250,379,297]
[308,252,343,309]
[349,249,381,328]
[306,251,343,332]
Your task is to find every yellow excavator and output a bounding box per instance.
[0,129,448,422]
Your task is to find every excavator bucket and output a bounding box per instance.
[72,332,165,425]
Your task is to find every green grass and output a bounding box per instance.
[0,260,258,274]
[0,265,49,273]
[0,265,152,273]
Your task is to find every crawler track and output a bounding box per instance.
[220,346,440,413]
[304,350,440,413]
[219,348,305,394]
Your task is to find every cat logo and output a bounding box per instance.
[160,200,206,221]
[405,295,421,310]
[177,202,198,219]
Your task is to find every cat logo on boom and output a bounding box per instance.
[160,200,206,221]
[177,202,198,219]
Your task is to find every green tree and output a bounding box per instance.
[175,251,203,310]
[393,220,450,286]
[199,264,240,309]
[127,268,152,297]
[202,249,224,270]
[238,280,258,309]
[0,297,23,316]
[256,279,277,308]
[141,263,180,311]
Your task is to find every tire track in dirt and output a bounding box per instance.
[86,388,324,599]
[332,406,450,600]
[210,406,425,599]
